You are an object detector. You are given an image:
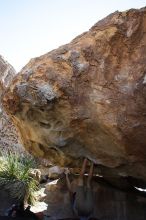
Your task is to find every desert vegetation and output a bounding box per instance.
[0,150,38,205]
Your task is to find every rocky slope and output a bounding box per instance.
[2,8,146,183]
[0,56,23,152]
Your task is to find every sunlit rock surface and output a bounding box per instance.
[0,56,23,152]
[0,55,15,94]
[3,8,146,183]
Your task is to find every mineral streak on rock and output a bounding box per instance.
[3,8,146,181]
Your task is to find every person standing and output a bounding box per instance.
[65,158,94,220]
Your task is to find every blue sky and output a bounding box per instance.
[0,0,146,71]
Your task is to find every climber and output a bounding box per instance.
[65,158,94,219]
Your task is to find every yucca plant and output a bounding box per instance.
[0,151,38,205]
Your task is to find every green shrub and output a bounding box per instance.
[0,151,38,205]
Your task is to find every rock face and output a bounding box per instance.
[0,56,16,95]
[0,56,23,152]
[2,8,146,182]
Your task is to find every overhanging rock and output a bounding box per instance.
[2,8,146,182]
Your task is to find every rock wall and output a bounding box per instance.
[2,8,146,183]
[0,56,24,153]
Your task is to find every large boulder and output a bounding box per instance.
[2,8,146,182]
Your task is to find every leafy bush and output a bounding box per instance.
[0,151,38,205]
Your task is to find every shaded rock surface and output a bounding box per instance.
[1,175,146,220]
[39,176,146,220]
[0,56,24,152]
[2,8,146,183]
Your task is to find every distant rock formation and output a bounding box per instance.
[0,56,23,152]
[0,56,15,106]
[2,8,146,184]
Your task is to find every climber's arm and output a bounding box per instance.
[64,169,72,193]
